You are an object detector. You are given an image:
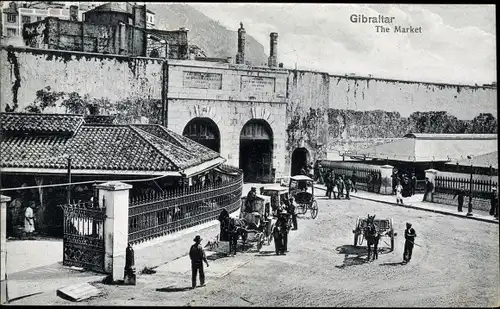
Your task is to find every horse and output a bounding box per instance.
[364,214,380,261]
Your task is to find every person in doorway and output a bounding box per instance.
[288,197,298,230]
[189,235,209,289]
[24,201,35,239]
[422,178,434,202]
[453,185,466,212]
[490,187,498,217]
[402,222,417,264]
[395,181,404,205]
[410,173,417,196]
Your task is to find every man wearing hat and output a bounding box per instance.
[189,235,209,289]
[402,222,417,264]
[490,187,498,218]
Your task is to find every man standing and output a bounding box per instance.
[228,218,238,255]
[410,173,417,196]
[402,222,416,264]
[344,177,352,200]
[351,171,358,193]
[24,201,35,239]
[453,186,466,212]
[288,197,298,230]
[189,235,209,289]
[422,178,434,202]
[490,187,498,217]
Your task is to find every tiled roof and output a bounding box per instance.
[446,151,498,169]
[1,113,84,136]
[86,2,133,14]
[0,114,224,174]
[133,124,221,163]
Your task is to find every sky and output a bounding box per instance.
[188,3,496,86]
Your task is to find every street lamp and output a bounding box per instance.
[466,155,473,217]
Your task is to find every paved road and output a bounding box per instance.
[40,191,500,307]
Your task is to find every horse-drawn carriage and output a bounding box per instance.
[238,194,276,251]
[289,175,318,219]
[352,214,397,259]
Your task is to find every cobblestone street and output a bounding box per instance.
[32,190,499,307]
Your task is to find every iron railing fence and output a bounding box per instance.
[435,176,498,199]
[128,170,243,245]
[319,162,382,193]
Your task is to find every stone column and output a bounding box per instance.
[96,181,132,282]
[379,165,394,195]
[1,195,11,304]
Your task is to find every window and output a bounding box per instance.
[6,28,17,37]
[22,15,31,24]
[7,14,16,23]
[37,16,42,21]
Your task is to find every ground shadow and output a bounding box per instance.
[207,252,229,261]
[254,250,279,257]
[379,262,404,266]
[334,245,392,269]
[156,286,193,292]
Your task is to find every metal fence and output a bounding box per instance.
[435,176,498,199]
[318,161,382,193]
[128,168,243,245]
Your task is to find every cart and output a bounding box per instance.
[240,194,276,251]
[289,175,318,219]
[352,217,397,251]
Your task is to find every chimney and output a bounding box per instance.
[235,22,246,64]
[268,32,278,68]
[133,5,146,29]
[69,5,79,22]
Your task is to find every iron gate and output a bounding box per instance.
[62,201,106,273]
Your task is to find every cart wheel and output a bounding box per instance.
[310,200,318,219]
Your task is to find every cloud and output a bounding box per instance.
[190,3,496,85]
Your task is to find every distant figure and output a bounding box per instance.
[338,175,345,198]
[402,222,417,264]
[453,185,466,212]
[288,197,298,230]
[245,187,257,212]
[490,187,498,217]
[189,235,209,289]
[344,177,352,200]
[395,181,404,205]
[24,202,35,238]
[217,208,230,241]
[422,178,434,202]
[410,173,417,196]
[351,171,358,193]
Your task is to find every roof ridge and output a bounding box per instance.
[0,112,85,117]
[128,126,181,170]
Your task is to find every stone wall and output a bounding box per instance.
[0,46,164,124]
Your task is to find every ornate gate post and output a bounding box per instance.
[95,181,132,282]
[1,195,12,304]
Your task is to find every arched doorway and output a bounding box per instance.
[291,147,310,176]
[182,118,220,152]
[239,119,273,182]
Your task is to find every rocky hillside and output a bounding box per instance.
[148,3,268,65]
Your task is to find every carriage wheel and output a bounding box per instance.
[390,218,395,252]
[310,200,318,219]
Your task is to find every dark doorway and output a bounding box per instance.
[182,118,221,152]
[239,120,273,183]
[291,147,309,176]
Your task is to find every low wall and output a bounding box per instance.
[433,193,492,212]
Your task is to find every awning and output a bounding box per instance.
[181,157,226,178]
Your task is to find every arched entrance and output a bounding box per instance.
[182,118,220,152]
[239,119,273,182]
[291,147,310,176]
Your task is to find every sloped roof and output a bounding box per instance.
[0,113,225,176]
[0,113,84,135]
[446,151,498,169]
[347,134,498,163]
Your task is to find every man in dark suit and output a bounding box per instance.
[189,235,209,289]
[402,222,417,264]
[453,186,466,212]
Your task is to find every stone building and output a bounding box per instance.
[21,2,186,59]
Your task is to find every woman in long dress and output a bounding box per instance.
[24,203,35,238]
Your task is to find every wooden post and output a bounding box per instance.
[67,157,72,204]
